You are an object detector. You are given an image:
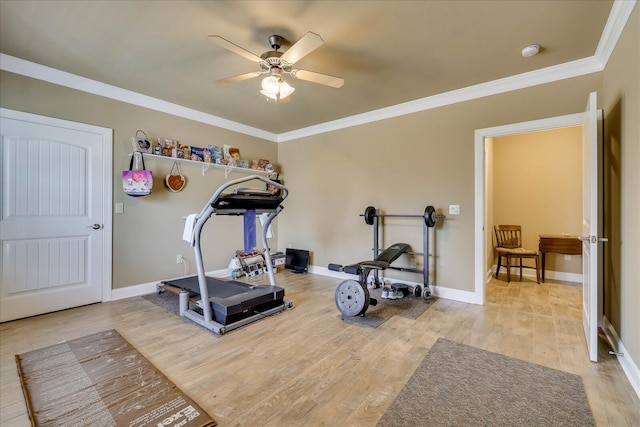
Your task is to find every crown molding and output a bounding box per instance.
[278,0,635,142]
[0,53,278,142]
[594,0,637,67]
[1,0,634,143]
[277,56,603,142]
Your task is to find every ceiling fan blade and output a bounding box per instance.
[292,69,344,88]
[208,35,263,63]
[281,32,324,65]
[213,72,263,85]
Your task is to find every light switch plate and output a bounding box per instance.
[115,203,124,214]
[449,205,460,215]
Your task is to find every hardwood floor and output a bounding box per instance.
[1,271,639,426]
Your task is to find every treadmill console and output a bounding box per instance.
[212,187,283,211]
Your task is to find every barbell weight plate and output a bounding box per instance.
[364,206,376,225]
[335,279,370,316]
[413,285,422,298]
[425,205,437,228]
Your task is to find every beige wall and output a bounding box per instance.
[602,5,639,369]
[1,5,637,368]
[278,74,602,292]
[492,127,583,276]
[0,71,279,289]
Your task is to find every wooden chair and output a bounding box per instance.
[494,225,540,284]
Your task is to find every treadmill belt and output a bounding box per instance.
[162,275,285,325]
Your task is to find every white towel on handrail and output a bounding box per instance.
[259,213,273,239]
[183,214,197,246]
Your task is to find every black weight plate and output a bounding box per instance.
[364,206,376,225]
[335,279,370,316]
[422,286,432,299]
[425,205,436,228]
[413,285,422,298]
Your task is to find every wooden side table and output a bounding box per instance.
[538,235,582,282]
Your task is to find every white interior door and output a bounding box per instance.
[581,91,604,362]
[0,109,112,322]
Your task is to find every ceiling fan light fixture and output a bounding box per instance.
[211,32,344,102]
[260,89,279,100]
[261,75,280,94]
[260,74,295,101]
[279,81,295,99]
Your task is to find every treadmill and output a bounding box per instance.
[161,175,291,334]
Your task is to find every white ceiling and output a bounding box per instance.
[0,1,618,137]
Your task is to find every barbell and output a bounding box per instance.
[362,205,446,228]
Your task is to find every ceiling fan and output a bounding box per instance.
[208,32,344,101]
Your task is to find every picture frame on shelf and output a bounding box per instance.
[190,146,205,162]
[158,137,178,157]
[208,145,223,164]
[258,159,270,170]
[224,145,241,166]
[131,136,152,154]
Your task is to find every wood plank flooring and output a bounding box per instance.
[1,272,639,426]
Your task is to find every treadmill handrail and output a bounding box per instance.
[192,175,288,324]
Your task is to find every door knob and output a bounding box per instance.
[87,224,102,230]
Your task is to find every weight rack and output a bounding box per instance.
[361,205,445,297]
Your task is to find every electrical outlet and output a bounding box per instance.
[449,205,460,215]
[410,258,417,268]
[115,203,124,214]
[176,254,184,264]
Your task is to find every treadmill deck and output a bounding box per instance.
[161,275,285,325]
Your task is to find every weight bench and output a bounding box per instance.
[329,243,410,285]
[329,243,415,317]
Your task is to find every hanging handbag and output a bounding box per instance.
[165,161,186,192]
[123,152,153,197]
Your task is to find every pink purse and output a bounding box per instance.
[123,153,153,197]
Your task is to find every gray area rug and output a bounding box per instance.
[377,338,595,427]
[339,286,437,328]
[142,290,222,337]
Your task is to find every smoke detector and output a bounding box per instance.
[521,44,541,57]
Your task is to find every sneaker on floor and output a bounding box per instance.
[387,290,397,300]
[381,288,390,299]
[394,289,404,299]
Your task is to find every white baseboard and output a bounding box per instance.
[602,316,640,400]
[492,264,581,283]
[110,269,230,301]
[110,281,159,301]
[309,265,351,280]
[111,265,580,302]
[311,265,480,304]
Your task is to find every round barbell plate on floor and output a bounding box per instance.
[422,286,432,299]
[425,205,436,228]
[413,285,422,298]
[364,206,376,225]
[335,279,370,317]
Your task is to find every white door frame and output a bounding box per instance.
[474,112,584,304]
[0,108,113,303]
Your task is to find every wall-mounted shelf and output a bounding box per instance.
[130,152,276,178]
